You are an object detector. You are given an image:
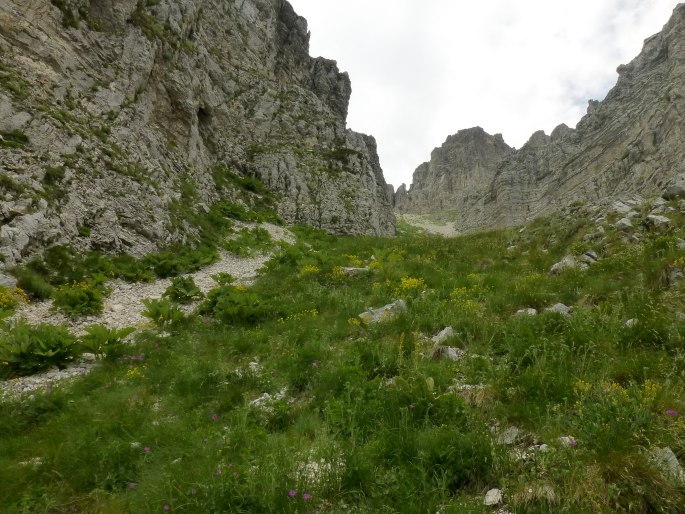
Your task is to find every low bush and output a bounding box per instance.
[78,324,135,359]
[52,277,110,317]
[162,276,203,304]
[141,298,185,326]
[0,321,78,377]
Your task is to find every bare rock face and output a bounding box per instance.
[0,0,394,267]
[394,127,513,214]
[398,4,685,232]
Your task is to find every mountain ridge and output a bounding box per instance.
[395,3,685,231]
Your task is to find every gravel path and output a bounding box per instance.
[399,214,460,237]
[1,223,295,399]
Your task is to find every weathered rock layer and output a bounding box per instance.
[397,4,685,231]
[0,0,395,267]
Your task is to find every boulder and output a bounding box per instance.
[431,326,454,344]
[650,447,685,483]
[358,300,407,324]
[431,346,465,361]
[545,303,573,316]
[646,214,671,230]
[615,218,633,231]
[550,255,587,274]
[484,488,503,506]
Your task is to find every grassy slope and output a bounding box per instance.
[2,202,685,513]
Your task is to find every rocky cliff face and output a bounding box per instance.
[0,0,395,267]
[394,127,512,214]
[397,4,685,232]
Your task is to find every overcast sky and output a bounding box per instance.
[287,0,680,189]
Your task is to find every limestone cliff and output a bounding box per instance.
[394,127,512,214]
[0,0,395,267]
[398,4,685,231]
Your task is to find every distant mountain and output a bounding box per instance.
[396,4,685,231]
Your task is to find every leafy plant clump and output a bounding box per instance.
[141,298,185,326]
[78,325,135,359]
[52,277,110,317]
[162,276,203,304]
[0,321,78,377]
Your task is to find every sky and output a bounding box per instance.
[287,0,681,189]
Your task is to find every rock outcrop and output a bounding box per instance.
[394,127,513,214]
[0,0,395,267]
[397,4,685,232]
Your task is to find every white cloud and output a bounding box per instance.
[287,0,680,188]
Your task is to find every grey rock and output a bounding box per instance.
[663,173,685,199]
[0,0,395,269]
[624,318,639,328]
[431,346,465,361]
[550,255,587,274]
[484,488,503,506]
[0,273,17,288]
[515,308,538,317]
[676,238,685,250]
[616,218,633,231]
[650,447,685,483]
[341,267,369,277]
[358,300,407,325]
[579,250,599,265]
[646,214,671,230]
[626,210,641,219]
[545,303,573,316]
[431,326,454,344]
[498,426,520,445]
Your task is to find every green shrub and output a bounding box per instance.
[141,298,185,326]
[0,321,78,377]
[52,277,110,317]
[162,276,203,304]
[201,285,271,325]
[223,227,273,256]
[13,269,54,300]
[43,166,66,185]
[78,325,135,359]
[0,129,29,149]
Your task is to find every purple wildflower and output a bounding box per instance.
[288,490,297,497]
[144,447,151,452]
[312,360,319,367]
[667,409,679,415]
[211,413,218,422]
[163,506,171,511]
[303,493,312,500]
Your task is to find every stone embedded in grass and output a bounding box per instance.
[514,308,538,317]
[545,303,572,316]
[497,426,520,445]
[431,326,454,344]
[341,266,369,276]
[615,217,633,231]
[358,299,406,324]
[650,447,685,483]
[559,435,577,447]
[646,214,671,230]
[624,318,639,328]
[579,250,599,265]
[484,488,503,506]
[431,346,464,361]
[549,255,587,274]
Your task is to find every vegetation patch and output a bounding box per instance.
[4,201,685,511]
[0,129,29,149]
